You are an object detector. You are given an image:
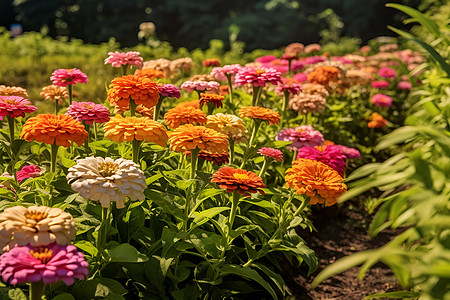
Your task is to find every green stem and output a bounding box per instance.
[240,120,262,168]
[121,65,128,76]
[183,147,200,232]
[83,121,91,154]
[206,103,215,115]
[292,150,298,165]
[229,139,235,165]
[252,86,262,106]
[29,281,46,300]
[132,139,142,164]
[50,143,58,173]
[226,74,234,104]
[55,99,59,114]
[153,96,165,121]
[93,122,98,141]
[288,60,292,75]
[258,158,270,178]
[281,91,290,127]
[293,196,310,218]
[7,116,14,144]
[67,85,73,105]
[129,98,137,117]
[220,190,240,259]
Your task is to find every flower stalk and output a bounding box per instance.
[50,143,58,173]
[129,98,137,117]
[29,280,46,300]
[67,84,73,105]
[7,116,14,144]
[183,147,200,232]
[153,96,165,121]
[252,86,263,106]
[132,139,142,164]
[225,74,234,104]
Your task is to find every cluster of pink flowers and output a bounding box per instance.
[66,101,111,125]
[258,147,283,162]
[302,56,327,65]
[296,145,347,175]
[181,81,220,93]
[0,243,88,286]
[371,81,389,89]
[371,94,393,107]
[276,78,302,96]
[235,67,282,87]
[16,165,41,182]
[335,145,361,159]
[159,84,181,98]
[104,51,143,68]
[0,96,37,120]
[276,125,324,151]
[378,67,396,78]
[211,64,242,81]
[50,68,88,87]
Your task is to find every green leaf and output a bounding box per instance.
[191,207,230,225]
[106,243,149,263]
[7,288,27,300]
[220,264,278,299]
[52,293,76,300]
[364,290,420,299]
[251,263,286,296]
[73,278,127,299]
[74,240,98,256]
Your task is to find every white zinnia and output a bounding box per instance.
[67,157,147,209]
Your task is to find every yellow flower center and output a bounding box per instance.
[315,145,326,152]
[30,248,53,264]
[98,161,119,177]
[256,68,266,76]
[25,211,49,223]
[233,173,249,180]
[2,99,19,105]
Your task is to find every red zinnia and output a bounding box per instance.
[211,167,266,197]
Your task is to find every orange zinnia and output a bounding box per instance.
[239,106,280,125]
[176,99,200,109]
[211,167,266,196]
[134,68,164,79]
[169,124,229,154]
[164,106,207,129]
[103,115,168,146]
[20,114,88,147]
[107,75,159,110]
[285,158,347,206]
[0,85,28,98]
[368,112,388,128]
[199,93,224,109]
[307,66,340,86]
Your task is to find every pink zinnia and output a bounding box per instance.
[378,67,396,78]
[211,64,242,81]
[397,81,412,90]
[371,81,390,89]
[303,56,327,65]
[296,145,346,176]
[50,68,88,87]
[181,81,220,93]
[0,243,88,286]
[234,67,282,87]
[0,96,37,120]
[293,73,308,83]
[159,84,181,98]
[66,101,111,125]
[335,145,361,159]
[371,94,393,108]
[276,125,324,151]
[16,165,41,182]
[276,78,302,96]
[104,51,143,68]
[255,55,278,64]
[258,147,283,162]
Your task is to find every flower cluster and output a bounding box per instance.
[368,112,388,128]
[181,80,220,93]
[371,94,393,107]
[212,167,266,196]
[67,101,111,125]
[107,75,160,110]
[239,106,280,125]
[199,93,224,109]
[276,78,302,96]
[105,51,143,68]
[164,106,207,129]
[51,68,88,87]
[169,124,229,154]
[159,84,181,98]
[0,96,37,119]
[206,113,248,143]
[276,125,324,151]
[307,66,340,86]
[0,85,28,98]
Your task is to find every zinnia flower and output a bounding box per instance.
[0,206,76,250]
[234,67,282,87]
[181,81,220,93]
[103,115,168,146]
[66,101,111,125]
[368,112,388,128]
[206,113,248,143]
[304,43,321,53]
[169,124,229,154]
[159,84,181,98]
[170,57,194,73]
[307,66,340,86]
[286,158,347,206]
[397,81,412,90]
[293,73,308,83]
[335,145,361,159]
[0,85,28,98]
[104,51,143,68]
[258,147,283,162]
[107,75,159,110]
[40,85,68,105]
[285,43,304,55]
[211,64,242,81]
[176,99,200,109]
[50,68,88,87]
[276,125,324,151]
[378,67,396,78]
[186,150,229,166]
[67,157,147,208]
[16,165,41,182]
[199,93,224,109]
[202,58,220,67]
[296,145,347,176]
[371,94,393,107]
[20,114,88,147]
[371,81,389,89]
[164,106,207,129]
[211,167,266,196]
[289,93,326,114]
[0,243,88,286]
[239,106,280,125]
[134,68,164,79]
[276,78,302,96]
[0,96,37,119]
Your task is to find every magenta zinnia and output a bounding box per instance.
[0,96,37,119]
[296,145,347,176]
[159,84,181,98]
[0,243,88,286]
[371,94,393,108]
[181,81,220,93]
[276,125,324,151]
[16,165,41,182]
[104,51,143,68]
[234,67,282,87]
[50,68,88,87]
[66,101,111,125]
[258,147,283,162]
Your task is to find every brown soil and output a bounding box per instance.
[285,202,403,300]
